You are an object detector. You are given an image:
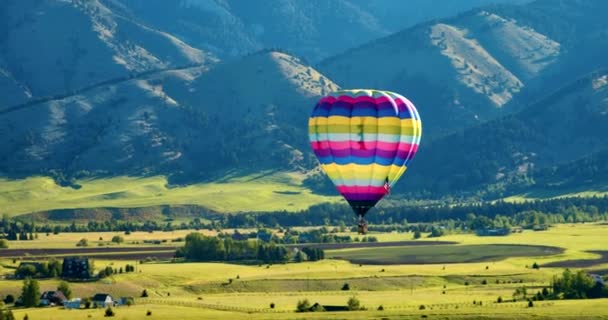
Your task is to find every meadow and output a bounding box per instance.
[0,174,339,216]
[0,223,607,319]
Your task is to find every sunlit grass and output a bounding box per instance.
[0,174,340,216]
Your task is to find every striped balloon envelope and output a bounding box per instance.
[308,89,422,221]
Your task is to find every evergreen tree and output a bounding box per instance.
[21,278,40,307]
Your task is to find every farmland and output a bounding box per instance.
[0,223,606,319]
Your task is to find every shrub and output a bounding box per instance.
[532,262,540,270]
[482,279,488,285]
[419,305,426,310]
[377,305,384,311]
[528,300,534,307]
[296,299,311,312]
[83,297,92,309]
[270,302,275,309]
[497,296,503,303]
[146,310,152,316]
[341,283,350,291]
[141,289,149,298]
[347,296,361,311]
[4,294,15,304]
[76,238,88,247]
[310,303,325,312]
[105,306,115,317]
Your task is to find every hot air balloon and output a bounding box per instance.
[309,89,422,234]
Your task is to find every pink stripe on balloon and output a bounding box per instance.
[311,141,419,153]
[337,186,388,195]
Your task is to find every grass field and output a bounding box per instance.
[327,244,563,264]
[1,223,607,319]
[0,174,339,216]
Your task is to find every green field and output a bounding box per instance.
[0,174,339,216]
[1,223,607,319]
[327,244,563,264]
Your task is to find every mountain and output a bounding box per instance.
[318,5,564,138]
[102,0,524,63]
[0,0,214,108]
[0,50,338,181]
[395,70,608,198]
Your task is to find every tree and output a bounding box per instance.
[4,294,15,304]
[21,278,40,307]
[341,283,350,291]
[58,281,72,299]
[105,306,115,317]
[413,230,422,239]
[0,239,8,249]
[513,286,528,301]
[111,235,124,244]
[532,262,540,270]
[347,296,361,311]
[76,238,88,247]
[82,297,92,309]
[141,289,148,298]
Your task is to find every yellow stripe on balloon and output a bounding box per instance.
[321,163,408,181]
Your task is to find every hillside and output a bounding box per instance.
[0,0,214,108]
[103,0,523,63]
[395,70,608,198]
[318,5,564,138]
[0,51,338,181]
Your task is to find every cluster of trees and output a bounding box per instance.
[98,264,135,278]
[226,197,608,230]
[549,269,607,299]
[0,310,16,320]
[3,196,608,238]
[511,269,607,303]
[177,233,324,263]
[15,259,62,279]
[299,247,324,262]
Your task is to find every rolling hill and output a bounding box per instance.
[395,70,608,198]
[0,50,338,183]
[0,0,215,108]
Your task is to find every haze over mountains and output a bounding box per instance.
[1,0,608,204]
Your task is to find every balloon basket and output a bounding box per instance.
[357,219,368,235]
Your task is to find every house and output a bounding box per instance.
[40,291,67,306]
[590,274,605,285]
[64,298,81,309]
[92,293,114,308]
[62,257,91,279]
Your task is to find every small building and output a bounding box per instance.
[40,291,67,306]
[64,298,81,309]
[62,257,91,279]
[92,293,114,308]
[590,274,605,285]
